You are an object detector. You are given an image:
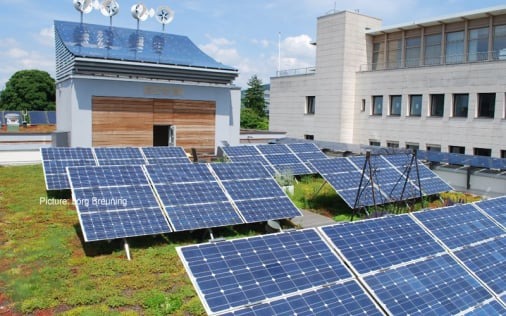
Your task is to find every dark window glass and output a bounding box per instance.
[405,37,421,67]
[304,134,314,140]
[390,95,402,116]
[373,96,383,116]
[446,31,465,64]
[409,95,422,116]
[453,94,469,117]
[474,148,491,157]
[372,42,385,70]
[449,146,465,154]
[430,94,445,117]
[427,145,441,152]
[477,93,495,118]
[494,25,506,60]
[406,143,419,150]
[306,96,315,114]
[387,39,402,69]
[387,142,399,148]
[369,140,381,146]
[425,34,442,65]
[468,27,489,62]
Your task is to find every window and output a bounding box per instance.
[477,93,495,118]
[493,25,506,60]
[305,96,315,114]
[304,134,314,140]
[446,31,465,64]
[427,144,441,152]
[387,39,402,69]
[361,99,366,112]
[424,34,442,65]
[369,140,381,146]
[387,141,399,148]
[474,148,491,157]
[430,94,445,117]
[453,94,469,117]
[406,143,419,151]
[372,42,385,70]
[468,27,489,62]
[501,150,506,159]
[390,95,402,116]
[449,145,465,154]
[405,37,421,67]
[409,95,422,116]
[372,96,383,116]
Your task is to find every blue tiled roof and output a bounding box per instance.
[54,20,236,71]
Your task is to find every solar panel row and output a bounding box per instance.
[179,199,506,315]
[221,143,326,176]
[41,146,190,190]
[309,154,453,208]
[67,162,301,241]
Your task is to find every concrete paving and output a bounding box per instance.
[0,150,41,165]
[291,209,336,228]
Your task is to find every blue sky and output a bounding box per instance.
[0,0,505,88]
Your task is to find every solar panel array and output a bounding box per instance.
[221,143,326,176]
[179,199,506,315]
[66,161,301,241]
[309,154,453,208]
[41,147,191,190]
[27,111,56,125]
[417,149,506,171]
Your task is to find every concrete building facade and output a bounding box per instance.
[270,6,506,158]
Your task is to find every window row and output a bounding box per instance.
[371,23,506,70]
[369,93,499,118]
[369,140,506,158]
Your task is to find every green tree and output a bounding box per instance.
[0,70,56,111]
[243,75,266,117]
[240,107,268,130]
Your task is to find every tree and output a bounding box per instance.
[240,107,268,130]
[243,75,266,117]
[0,70,56,111]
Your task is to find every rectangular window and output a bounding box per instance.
[453,94,469,117]
[304,134,314,140]
[474,147,491,156]
[372,42,385,70]
[390,95,402,116]
[405,37,421,67]
[361,99,366,112]
[446,31,465,64]
[409,95,422,116]
[372,96,383,116]
[305,96,315,114]
[468,27,489,62]
[406,143,419,151]
[477,93,495,118]
[430,94,445,117]
[501,150,506,159]
[369,140,381,146]
[493,25,506,60]
[387,141,399,148]
[449,145,465,154]
[387,39,402,69]
[427,144,441,152]
[424,34,442,65]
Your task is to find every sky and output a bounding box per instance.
[0,0,506,89]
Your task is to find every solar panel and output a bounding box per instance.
[286,142,322,154]
[41,147,95,161]
[177,229,353,315]
[94,147,144,162]
[257,144,292,155]
[474,196,506,227]
[211,162,271,181]
[145,164,243,231]
[222,145,261,157]
[223,280,384,316]
[455,237,506,299]
[364,255,493,315]
[47,111,56,124]
[413,204,504,249]
[67,165,149,189]
[464,300,506,315]
[28,111,49,124]
[73,186,160,213]
[320,215,445,274]
[309,157,354,174]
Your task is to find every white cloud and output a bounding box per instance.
[281,34,315,59]
[199,36,241,66]
[251,39,270,48]
[37,26,54,47]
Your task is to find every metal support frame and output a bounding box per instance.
[123,238,132,261]
[351,151,377,221]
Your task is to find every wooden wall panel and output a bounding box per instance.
[173,101,216,154]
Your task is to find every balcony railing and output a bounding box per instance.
[275,66,316,77]
[361,50,506,72]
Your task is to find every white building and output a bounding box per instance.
[54,20,240,155]
[270,6,506,158]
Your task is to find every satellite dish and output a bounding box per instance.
[156,6,174,32]
[100,0,120,17]
[73,0,93,14]
[131,3,150,21]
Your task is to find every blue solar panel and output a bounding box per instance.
[321,215,445,274]
[45,174,73,191]
[257,144,291,155]
[413,204,504,249]
[211,162,271,181]
[264,153,301,165]
[146,164,215,184]
[141,146,188,159]
[383,154,414,167]
[55,20,235,71]
[94,147,144,160]
[67,165,149,189]
[464,300,506,315]
[41,147,95,161]
[295,151,327,162]
[177,229,352,315]
[146,157,191,165]
[28,111,48,124]
[274,163,313,175]
[286,142,322,153]
[419,177,453,195]
[474,196,506,227]
[155,182,230,205]
[380,182,421,200]
[364,255,493,315]
[223,280,384,316]
[79,208,171,242]
[97,158,146,166]
[42,159,97,190]
[164,203,243,232]
[349,155,393,169]
[455,237,506,299]
[222,146,261,157]
[222,179,286,200]
[309,158,356,175]
[47,111,56,124]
